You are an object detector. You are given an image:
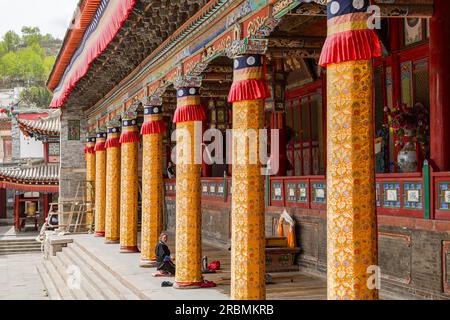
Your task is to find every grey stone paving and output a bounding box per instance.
[0,253,48,300]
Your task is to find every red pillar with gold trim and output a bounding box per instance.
[94,131,107,237]
[119,114,140,253]
[85,135,96,228]
[430,0,450,172]
[319,0,381,300]
[105,124,121,244]
[228,54,270,300]
[140,104,166,267]
[173,86,206,289]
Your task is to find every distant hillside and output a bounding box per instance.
[0,27,62,108]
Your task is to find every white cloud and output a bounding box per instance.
[0,0,80,39]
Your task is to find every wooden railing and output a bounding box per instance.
[163,164,450,221]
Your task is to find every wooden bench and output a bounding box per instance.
[265,237,301,273]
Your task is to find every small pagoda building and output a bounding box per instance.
[0,110,60,232]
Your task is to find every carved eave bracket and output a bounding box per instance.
[226,38,269,59]
[173,75,203,90]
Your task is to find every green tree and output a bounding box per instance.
[21,26,42,46]
[19,86,53,108]
[3,30,20,52]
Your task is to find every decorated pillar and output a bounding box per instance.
[228,54,270,300]
[319,0,381,300]
[84,135,96,228]
[119,113,140,253]
[140,104,166,267]
[173,85,206,289]
[430,0,450,172]
[105,124,121,244]
[94,130,107,237]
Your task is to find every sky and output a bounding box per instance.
[0,0,80,39]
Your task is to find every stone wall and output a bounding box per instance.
[164,197,450,300]
[59,107,87,219]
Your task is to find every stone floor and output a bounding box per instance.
[0,253,48,300]
[72,233,328,300]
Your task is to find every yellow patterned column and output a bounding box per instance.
[94,131,107,237]
[319,0,382,300]
[105,125,121,244]
[119,115,140,253]
[140,105,166,267]
[85,136,96,228]
[173,86,205,288]
[228,54,269,300]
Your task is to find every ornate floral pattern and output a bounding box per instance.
[175,121,203,284]
[94,150,106,235]
[105,146,121,243]
[120,141,139,251]
[140,133,164,262]
[231,99,266,300]
[326,60,378,300]
[85,152,96,226]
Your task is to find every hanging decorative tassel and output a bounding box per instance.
[173,105,206,123]
[141,120,166,135]
[318,2,381,67]
[120,117,140,144]
[228,54,270,103]
[105,137,121,149]
[105,127,121,149]
[84,145,95,154]
[319,29,381,67]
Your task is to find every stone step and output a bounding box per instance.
[67,243,142,300]
[36,264,62,300]
[0,248,42,255]
[58,248,116,300]
[0,240,40,245]
[51,253,90,300]
[0,244,41,250]
[41,259,76,300]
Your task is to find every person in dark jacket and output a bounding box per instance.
[153,233,176,276]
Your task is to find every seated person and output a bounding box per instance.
[153,232,176,277]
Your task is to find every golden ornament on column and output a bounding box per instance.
[319,0,382,300]
[228,54,270,300]
[119,114,140,253]
[173,86,206,289]
[140,104,166,267]
[84,135,96,228]
[94,130,107,237]
[105,124,121,244]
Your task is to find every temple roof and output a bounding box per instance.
[48,0,210,109]
[16,109,61,139]
[0,163,59,192]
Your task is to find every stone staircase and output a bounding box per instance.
[0,238,42,255]
[36,239,145,300]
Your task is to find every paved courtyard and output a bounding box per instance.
[0,253,48,300]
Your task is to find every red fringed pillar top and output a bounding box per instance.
[141,105,167,135]
[85,136,96,154]
[106,125,121,149]
[228,54,270,103]
[319,0,381,67]
[94,131,107,152]
[173,87,206,124]
[120,115,140,144]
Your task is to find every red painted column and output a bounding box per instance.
[43,194,49,222]
[430,0,450,172]
[0,189,6,219]
[14,195,20,231]
[43,142,49,164]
